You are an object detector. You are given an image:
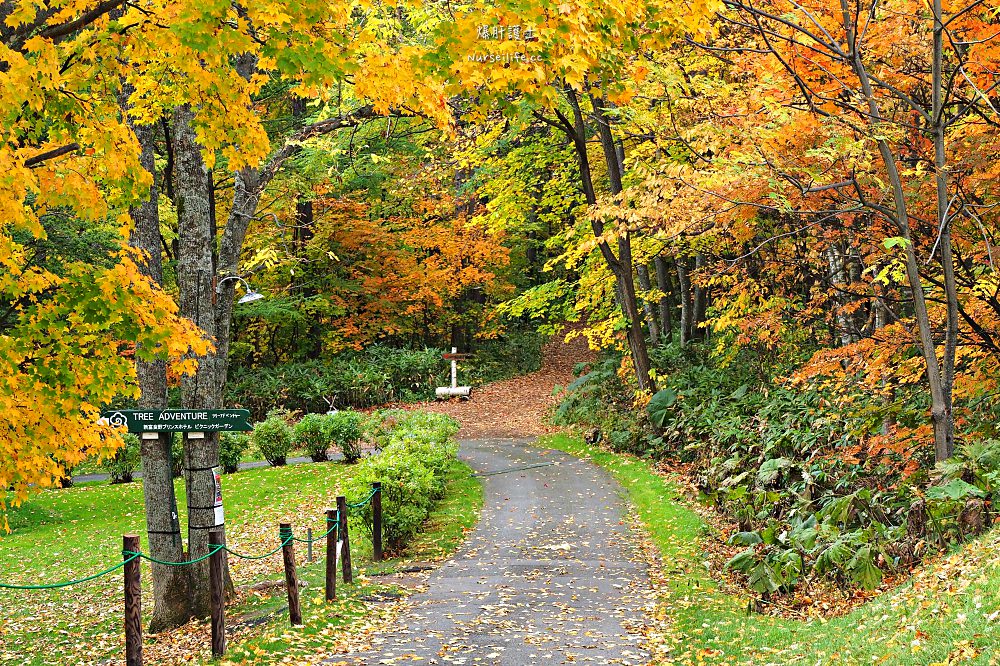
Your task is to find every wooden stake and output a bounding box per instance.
[306,527,313,563]
[123,534,142,666]
[208,530,226,657]
[336,496,353,584]
[371,482,383,562]
[280,523,302,625]
[325,508,337,601]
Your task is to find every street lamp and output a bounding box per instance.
[216,275,264,304]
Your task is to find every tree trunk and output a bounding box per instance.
[931,0,957,461]
[588,92,655,391]
[841,5,955,461]
[636,263,660,343]
[655,255,673,344]
[676,257,693,345]
[826,242,855,346]
[172,105,230,617]
[692,253,707,341]
[122,102,191,630]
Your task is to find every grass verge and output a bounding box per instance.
[219,459,483,665]
[540,433,1000,666]
[0,458,482,666]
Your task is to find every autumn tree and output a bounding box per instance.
[0,0,209,528]
[693,0,1000,461]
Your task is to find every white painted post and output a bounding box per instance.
[451,347,458,389]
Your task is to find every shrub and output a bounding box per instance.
[219,432,250,473]
[325,411,364,463]
[344,409,461,551]
[103,433,141,484]
[375,409,460,445]
[295,413,332,462]
[383,436,459,499]
[344,452,437,552]
[251,417,294,466]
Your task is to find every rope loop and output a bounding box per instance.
[0,554,138,590]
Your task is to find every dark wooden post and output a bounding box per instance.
[325,508,337,601]
[371,482,383,562]
[123,534,142,666]
[306,527,314,563]
[208,530,226,657]
[280,523,302,625]
[336,496,353,584]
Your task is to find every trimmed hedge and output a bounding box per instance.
[251,416,294,467]
[345,411,461,551]
[220,432,250,473]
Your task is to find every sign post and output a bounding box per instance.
[101,409,252,434]
[435,348,473,399]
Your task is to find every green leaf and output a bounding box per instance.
[926,478,986,501]
[756,457,792,486]
[848,546,883,590]
[647,387,678,427]
[725,549,756,574]
[728,531,764,546]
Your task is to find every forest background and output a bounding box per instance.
[2,0,1000,627]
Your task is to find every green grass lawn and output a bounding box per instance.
[541,433,1000,666]
[0,458,482,666]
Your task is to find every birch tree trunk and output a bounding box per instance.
[654,255,674,343]
[826,242,855,346]
[692,253,707,341]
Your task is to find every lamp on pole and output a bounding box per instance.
[216,276,264,304]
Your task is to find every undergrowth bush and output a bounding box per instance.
[103,433,141,484]
[345,453,437,551]
[294,413,331,462]
[226,333,544,419]
[555,344,1000,598]
[325,411,364,463]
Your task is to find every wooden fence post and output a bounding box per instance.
[325,508,337,601]
[306,527,313,563]
[208,530,226,657]
[123,534,142,666]
[371,482,383,562]
[336,496,353,584]
[280,523,302,626]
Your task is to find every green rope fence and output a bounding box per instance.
[0,486,378,589]
[346,488,379,509]
[125,544,225,567]
[293,511,340,545]
[0,553,139,590]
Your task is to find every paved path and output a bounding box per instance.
[337,438,650,665]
